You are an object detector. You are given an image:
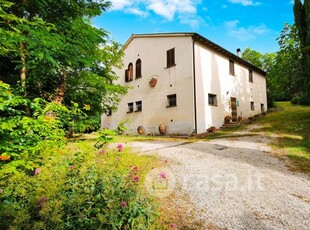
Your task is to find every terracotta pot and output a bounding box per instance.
[149,78,157,87]
[158,124,166,135]
[137,126,145,135]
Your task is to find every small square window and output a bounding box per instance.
[127,102,134,113]
[166,48,175,68]
[167,94,177,107]
[251,101,255,111]
[135,101,142,112]
[106,110,112,116]
[208,94,217,106]
[261,103,265,112]
[249,69,253,82]
[229,60,235,76]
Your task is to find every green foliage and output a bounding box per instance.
[115,119,129,135]
[95,129,117,149]
[0,141,158,229]
[0,0,127,118]
[0,81,66,174]
[242,48,264,68]
[242,21,310,104]
[292,94,310,105]
[0,82,96,175]
[271,24,302,101]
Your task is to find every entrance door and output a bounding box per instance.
[230,97,237,122]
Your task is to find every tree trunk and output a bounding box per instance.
[20,41,27,96]
[54,69,67,104]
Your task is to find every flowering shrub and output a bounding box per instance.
[0,81,66,174]
[0,141,158,229]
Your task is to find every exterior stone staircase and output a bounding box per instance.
[221,122,240,129]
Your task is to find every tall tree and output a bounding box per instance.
[0,0,127,124]
[294,0,310,101]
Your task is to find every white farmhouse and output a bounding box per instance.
[101,33,267,135]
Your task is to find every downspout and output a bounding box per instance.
[192,39,198,134]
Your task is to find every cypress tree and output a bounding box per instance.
[294,0,310,103]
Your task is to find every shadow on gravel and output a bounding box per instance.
[177,141,293,175]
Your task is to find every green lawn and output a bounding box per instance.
[252,102,310,173]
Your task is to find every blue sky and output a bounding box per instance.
[94,0,295,54]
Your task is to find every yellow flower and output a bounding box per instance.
[84,104,91,110]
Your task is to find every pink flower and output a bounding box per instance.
[133,166,139,171]
[69,165,75,169]
[121,201,127,207]
[0,189,3,193]
[160,172,166,179]
[133,176,139,182]
[34,168,41,175]
[117,144,123,152]
[169,223,176,228]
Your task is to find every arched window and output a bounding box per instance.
[136,59,142,79]
[125,63,133,82]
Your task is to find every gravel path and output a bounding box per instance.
[130,131,310,229]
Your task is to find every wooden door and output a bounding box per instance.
[231,97,237,122]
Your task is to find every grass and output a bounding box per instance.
[251,102,310,173]
[77,101,310,174]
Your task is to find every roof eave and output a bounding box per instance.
[191,33,266,76]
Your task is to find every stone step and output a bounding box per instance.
[221,122,240,128]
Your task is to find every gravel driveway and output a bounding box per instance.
[130,131,310,229]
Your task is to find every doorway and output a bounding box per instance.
[230,97,237,122]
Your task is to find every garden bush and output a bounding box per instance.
[0,142,157,229]
[0,81,159,229]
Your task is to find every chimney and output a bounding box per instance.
[237,48,241,57]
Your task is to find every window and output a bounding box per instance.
[229,60,235,76]
[261,103,265,112]
[135,59,142,79]
[127,102,134,113]
[125,63,133,82]
[251,101,255,111]
[249,69,253,82]
[106,110,112,116]
[135,101,142,112]
[167,94,177,107]
[166,48,175,68]
[208,94,217,106]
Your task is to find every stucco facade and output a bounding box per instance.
[101,33,267,135]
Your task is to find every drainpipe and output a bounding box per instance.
[192,39,197,134]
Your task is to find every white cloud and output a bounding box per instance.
[147,1,177,20]
[225,20,269,41]
[110,0,133,10]
[179,14,204,29]
[109,0,203,28]
[125,8,149,17]
[225,20,240,27]
[228,0,261,6]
